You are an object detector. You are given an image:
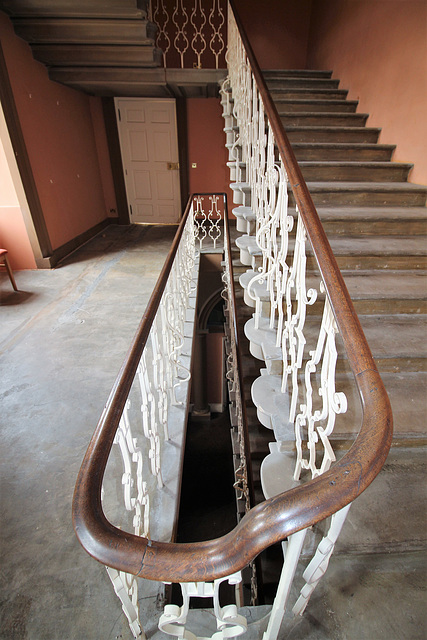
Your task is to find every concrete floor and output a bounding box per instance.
[1,224,426,640]
[0,224,177,640]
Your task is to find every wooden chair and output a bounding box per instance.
[0,249,18,291]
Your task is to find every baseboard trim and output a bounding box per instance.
[47,218,115,268]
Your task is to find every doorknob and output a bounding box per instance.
[167,162,180,170]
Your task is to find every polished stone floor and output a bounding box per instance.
[0,224,426,640]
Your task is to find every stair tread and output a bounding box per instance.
[359,314,427,354]
[280,111,368,117]
[316,206,427,220]
[324,235,427,255]
[271,88,348,96]
[341,271,427,298]
[306,180,427,192]
[332,371,427,438]
[275,98,358,106]
[263,69,334,78]
[291,142,395,150]
[300,160,413,169]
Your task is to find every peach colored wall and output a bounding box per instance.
[232,0,312,69]
[187,98,234,216]
[307,0,427,185]
[0,133,36,269]
[0,12,115,252]
[0,207,36,269]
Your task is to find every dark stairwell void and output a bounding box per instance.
[171,255,239,608]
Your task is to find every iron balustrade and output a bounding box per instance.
[73,2,393,638]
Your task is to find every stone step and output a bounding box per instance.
[30,43,162,67]
[270,88,349,101]
[243,311,426,375]
[2,3,149,18]
[297,181,427,207]
[263,69,334,79]
[248,371,426,445]
[12,16,157,44]
[275,98,358,113]
[317,206,427,236]
[240,268,427,315]
[230,179,427,208]
[280,112,368,128]
[234,230,427,271]
[337,447,426,554]
[286,126,380,143]
[266,77,340,90]
[356,314,427,373]
[331,371,427,442]
[299,161,413,183]
[291,142,395,162]
[316,235,427,270]
[342,271,427,314]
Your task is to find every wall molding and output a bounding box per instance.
[48,218,113,268]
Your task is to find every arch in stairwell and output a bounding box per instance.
[192,288,226,416]
[198,288,225,331]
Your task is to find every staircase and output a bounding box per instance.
[227,70,427,602]
[1,0,225,97]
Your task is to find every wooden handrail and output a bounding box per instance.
[73,2,393,585]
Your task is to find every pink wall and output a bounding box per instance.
[0,109,36,269]
[0,207,36,270]
[307,0,427,185]
[0,12,115,254]
[233,0,312,69]
[187,98,234,215]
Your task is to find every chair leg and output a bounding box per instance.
[3,255,18,291]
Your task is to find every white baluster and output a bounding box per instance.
[209,0,225,69]
[159,572,247,640]
[263,530,307,640]
[293,504,351,616]
[106,568,144,639]
[294,290,348,481]
[190,0,207,68]
[153,0,171,67]
[208,195,222,248]
[172,0,189,68]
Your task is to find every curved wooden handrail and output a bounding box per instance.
[73,2,393,585]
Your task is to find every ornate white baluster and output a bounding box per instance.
[208,194,222,247]
[292,504,352,616]
[153,0,171,67]
[193,196,207,249]
[263,530,307,640]
[151,315,170,441]
[159,572,247,640]
[282,212,318,422]
[209,0,225,69]
[172,0,189,68]
[294,288,348,481]
[114,400,150,537]
[106,568,144,639]
[190,0,207,68]
[106,400,151,639]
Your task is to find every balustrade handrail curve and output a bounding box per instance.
[73,3,393,585]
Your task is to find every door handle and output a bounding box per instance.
[167,162,180,171]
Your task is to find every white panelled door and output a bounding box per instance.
[115,98,181,224]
